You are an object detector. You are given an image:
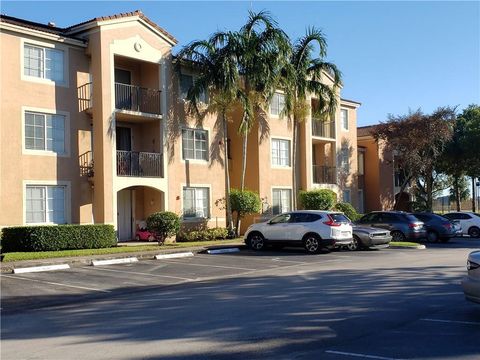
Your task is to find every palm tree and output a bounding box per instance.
[281,27,342,209]
[176,36,241,232]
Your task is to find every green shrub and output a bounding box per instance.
[146,211,180,241]
[177,227,228,242]
[334,202,361,221]
[298,189,337,210]
[1,224,116,252]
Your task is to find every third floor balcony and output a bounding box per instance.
[312,119,335,140]
[115,83,162,120]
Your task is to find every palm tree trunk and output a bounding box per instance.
[222,111,233,233]
[454,175,461,211]
[241,133,248,191]
[292,118,298,210]
[472,176,477,213]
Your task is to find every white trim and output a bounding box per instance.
[0,22,86,47]
[340,108,349,132]
[22,180,72,225]
[269,91,285,118]
[21,106,71,157]
[179,126,210,165]
[270,137,292,169]
[20,38,70,88]
[180,183,212,220]
[271,186,293,215]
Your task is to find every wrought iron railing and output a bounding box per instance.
[115,83,161,115]
[79,150,94,177]
[312,119,335,138]
[78,82,93,112]
[312,165,337,184]
[117,150,163,177]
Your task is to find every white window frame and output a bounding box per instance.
[22,106,70,157]
[269,92,285,117]
[271,188,292,215]
[340,147,350,173]
[181,128,209,162]
[23,180,71,225]
[182,186,211,219]
[341,108,349,131]
[179,73,208,104]
[20,38,69,87]
[343,189,351,204]
[271,138,291,168]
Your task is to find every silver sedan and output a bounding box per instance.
[346,225,392,251]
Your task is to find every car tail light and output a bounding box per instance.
[324,214,341,227]
[467,260,479,271]
[442,223,452,230]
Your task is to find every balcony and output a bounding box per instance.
[312,120,335,139]
[117,150,163,177]
[115,83,161,119]
[313,165,337,184]
[78,82,93,114]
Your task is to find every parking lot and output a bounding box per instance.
[1,237,480,359]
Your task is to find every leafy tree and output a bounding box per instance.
[280,28,342,209]
[448,175,470,210]
[372,107,455,211]
[146,212,180,243]
[298,189,337,210]
[177,34,242,232]
[334,202,361,221]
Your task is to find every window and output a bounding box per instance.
[341,109,348,130]
[183,187,209,218]
[340,147,349,172]
[291,213,321,223]
[179,74,208,103]
[343,189,351,204]
[269,213,291,224]
[358,151,365,175]
[182,128,208,161]
[271,139,290,166]
[270,92,285,116]
[26,185,66,224]
[272,189,291,215]
[25,111,65,154]
[24,44,64,82]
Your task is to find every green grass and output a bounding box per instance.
[2,239,243,262]
[389,241,422,247]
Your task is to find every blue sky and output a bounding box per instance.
[2,1,479,126]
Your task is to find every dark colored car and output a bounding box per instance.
[412,212,457,243]
[355,211,426,242]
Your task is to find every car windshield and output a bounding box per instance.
[405,214,421,222]
[330,213,350,223]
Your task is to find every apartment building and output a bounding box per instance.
[0,11,361,238]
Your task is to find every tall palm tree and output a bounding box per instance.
[281,27,342,209]
[176,36,242,232]
[231,11,290,191]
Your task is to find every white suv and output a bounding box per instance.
[244,210,353,254]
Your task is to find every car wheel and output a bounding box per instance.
[391,231,406,242]
[135,235,140,241]
[347,236,361,251]
[468,226,480,238]
[147,235,156,242]
[427,230,439,243]
[248,232,265,251]
[303,234,321,254]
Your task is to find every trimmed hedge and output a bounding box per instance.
[298,189,337,210]
[1,224,116,252]
[177,227,228,242]
[334,202,361,222]
[146,211,180,241]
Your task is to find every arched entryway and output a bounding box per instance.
[117,186,165,241]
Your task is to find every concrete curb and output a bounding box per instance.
[389,244,426,250]
[0,243,245,274]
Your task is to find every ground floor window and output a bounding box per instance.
[272,188,291,215]
[183,187,209,218]
[342,189,351,204]
[26,185,66,224]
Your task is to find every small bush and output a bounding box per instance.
[146,212,180,241]
[298,189,337,210]
[334,202,361,222]
[177,227,228,242]
[1,224,116,252]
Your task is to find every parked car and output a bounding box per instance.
[347,225,392,251]
[355,211,426,242]
[443,212,480,238]
[244,211,353,254]
[412,212,458,243]
[461,250,480,304]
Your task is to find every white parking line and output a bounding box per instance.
[420,318,480,326]
[2,274,111,293]
[83,266,193,281]
[325,350,402,360]
[158,260,253,271]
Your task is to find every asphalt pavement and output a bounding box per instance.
[1,237,479,360]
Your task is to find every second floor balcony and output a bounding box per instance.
[117,150,163,178]
[115,83,161,117]
[312,120,335,139]
[313,165,337,184]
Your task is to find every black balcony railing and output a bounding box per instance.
[313,165,337,184]
[115,83,161,115]
[117,150,163,177]
[312,119,335,138]
[78,82,93,112]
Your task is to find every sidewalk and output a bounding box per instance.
[0,242,245,273]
